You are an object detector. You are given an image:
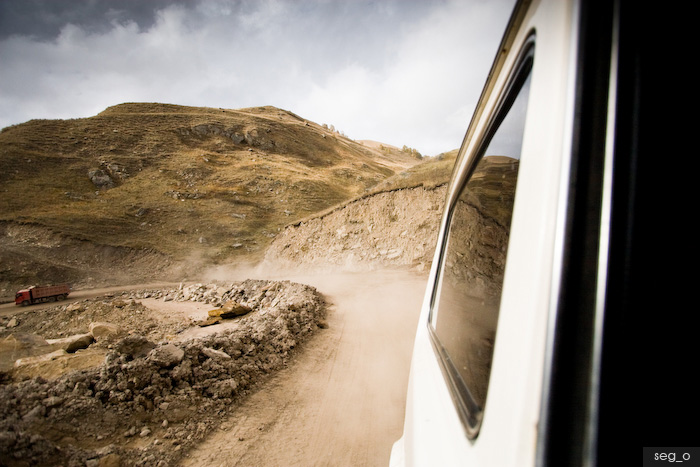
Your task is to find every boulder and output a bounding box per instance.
[147,344,184,368]
[47,333,94,353]
[64,334,94,353]
[89,322,121,341]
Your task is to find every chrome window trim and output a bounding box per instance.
[586,1,620,463]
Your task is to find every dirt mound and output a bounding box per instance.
[0,279,326,467]
[262,185,447,273]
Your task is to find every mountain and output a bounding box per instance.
[0,103,422,298]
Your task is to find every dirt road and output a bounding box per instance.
[180,268,427,467]
[0,282,180,317]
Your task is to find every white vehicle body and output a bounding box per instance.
[391,0,650,465]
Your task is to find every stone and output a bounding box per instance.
[202,347,231,360]
[43,396,63,408]
[66,302,85,313]
[65,333,94,353]
[47,333,94,353]
[89,322,121,341]
[386,248,403,260]
[197,317,221,327]
[6,317,19,328]
[88,169,114,190]
[148,344,184,368]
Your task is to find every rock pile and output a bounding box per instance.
[0,279,326,467]
[262,185,447,272]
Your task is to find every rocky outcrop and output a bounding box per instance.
[87,162,129,191]
[262,185,447,272]
[87,169,114,190]
[181,124,277,151]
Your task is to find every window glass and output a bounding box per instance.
[430,68,532,425]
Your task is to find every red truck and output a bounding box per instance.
[15,284,72,306]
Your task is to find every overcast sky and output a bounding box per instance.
[0,0,514,156]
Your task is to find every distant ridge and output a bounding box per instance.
[0,103,421,295]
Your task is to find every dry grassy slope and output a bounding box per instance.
[0,103,421,296]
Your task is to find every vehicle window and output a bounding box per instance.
[429,57,532,435]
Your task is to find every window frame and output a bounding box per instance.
[427,34,536,439]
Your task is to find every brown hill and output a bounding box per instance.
[0,103,421,298]
[260,150,459,273]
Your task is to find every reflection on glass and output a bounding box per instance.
[432,71,531,411]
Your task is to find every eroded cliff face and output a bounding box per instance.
[261,185,448,273]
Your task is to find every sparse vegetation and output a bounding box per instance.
[367,149,458,194]
[401,145,423,160]
[0,103,423,295]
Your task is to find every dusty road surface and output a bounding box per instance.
[180,268,427,467]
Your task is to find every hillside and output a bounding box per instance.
[0,103,421,298]
[261,150,458,273]
[261,151,522,276]
[0,129,462,464]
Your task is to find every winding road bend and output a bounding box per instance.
[181,269,427,467]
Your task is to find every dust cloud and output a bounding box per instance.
[184,260,429,466]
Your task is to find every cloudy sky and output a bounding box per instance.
[0,0,514,156]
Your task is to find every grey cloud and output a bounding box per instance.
[0,0,189,40]
[0,0,515,155]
